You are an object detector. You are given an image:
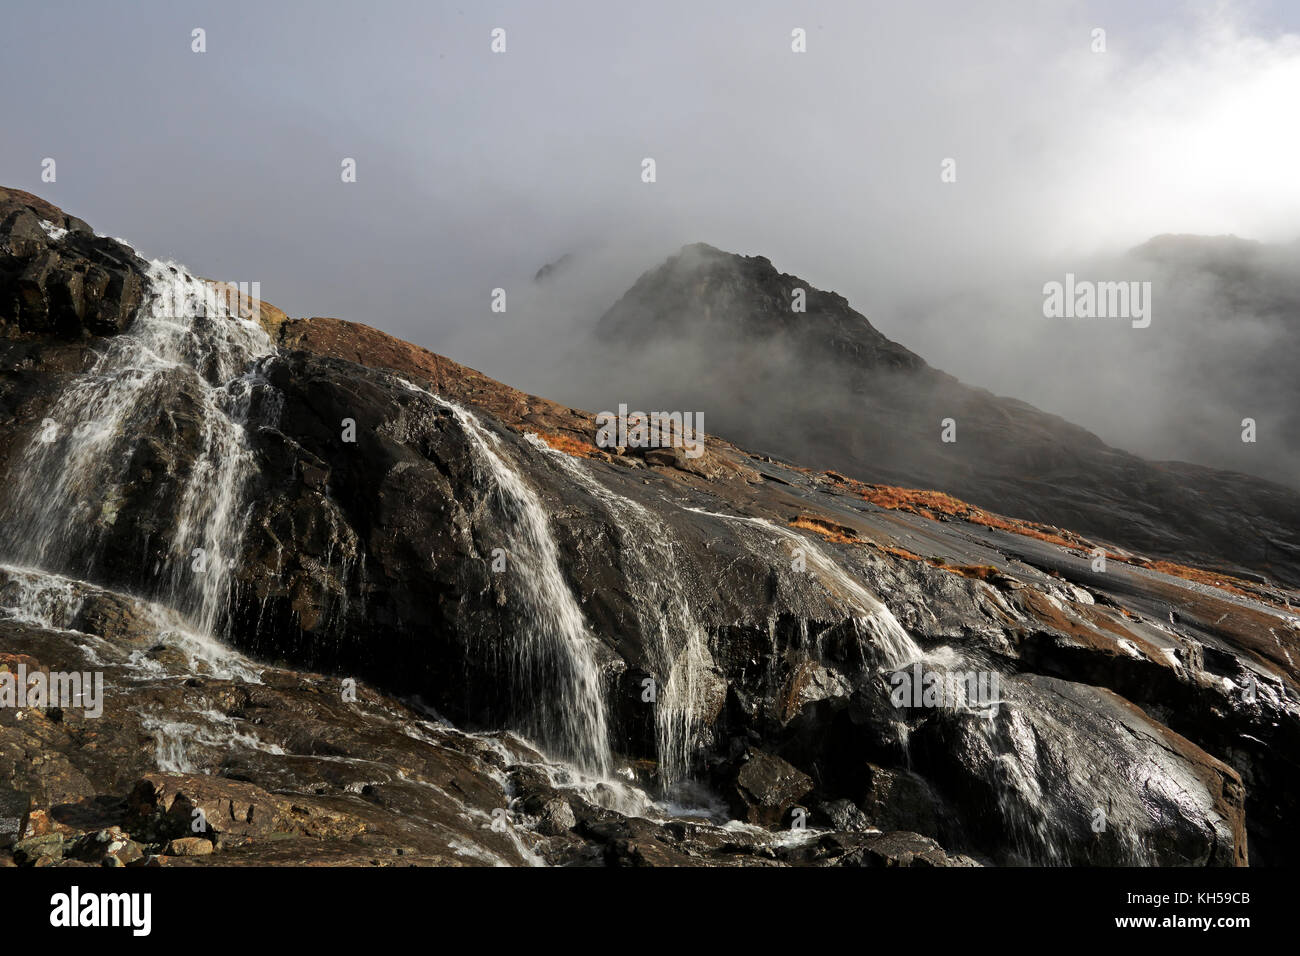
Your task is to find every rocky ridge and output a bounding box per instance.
[0,189,1296,867]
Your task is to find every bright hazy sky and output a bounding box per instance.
[3,0,1298,430]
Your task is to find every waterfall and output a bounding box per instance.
[685,508,924,668]
[0,257,273,639]
[400,383,613,776]
[523,434,714,789]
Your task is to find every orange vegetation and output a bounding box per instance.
[1133,558,1278,605]
[941,563,1000,581]
[813,471,1113,553]
[790,515,858,544]
[535,432,594,459]
[816,471,1290,609]
[871,543,925,562]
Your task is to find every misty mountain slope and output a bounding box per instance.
[1118,235,1300,484]
[2,188,1299,867]
[594,243,1300,587]
[890,234,1300,495]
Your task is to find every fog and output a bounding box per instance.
[2,0,1297,484]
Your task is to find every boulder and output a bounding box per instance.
[164,836,215,857]
[723,748,813,826]
[128,774,290,845]
[0,189,147,340]
[13,832,64,865]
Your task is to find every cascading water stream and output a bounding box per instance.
[0,252,275,777]
[523,434,714,790]
[685,507,925,668]
[400,382,613,776]
[684,509,1143,862]
[0,257,274,639]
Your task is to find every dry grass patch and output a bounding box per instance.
[790,515,859,544]
[1131,557,1290,609]
[942,563,1000,581]
[535,431,594,459]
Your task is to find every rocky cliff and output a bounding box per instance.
[1,189,1296,868]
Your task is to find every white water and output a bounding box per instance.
[400,382,613,776]
[685,507,925,668]
[681,514,1094,861]
[524,434,716,789]
[37,220,68,241]
[0,563,263,683]
[0,252,272,777]
[0,563,85,631]
[0,258,273,639]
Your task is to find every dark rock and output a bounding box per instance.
[816,798,872,832]
[832,830,981,868]
[535,798,577,836]
[68,826,145,866]
[859,763,953,839]
[0,188,147,341]
[724,748,813,826]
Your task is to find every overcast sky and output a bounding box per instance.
[3,0,1298,466]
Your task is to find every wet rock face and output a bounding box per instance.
[723,747,813,826]
[906,677,1246,866]
[0,188,147,340]
[202,341,1280,866]
[233,354,528,718]
[1,192,1296,868]
[0,603,980,868]
[0,189,151,483]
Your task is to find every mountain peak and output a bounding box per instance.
[599,243,922,371]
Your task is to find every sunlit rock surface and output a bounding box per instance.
[1,191,1296,867]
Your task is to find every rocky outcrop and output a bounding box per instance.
[0,190,1296,868]
[216,324,1285,865]
[0,187,146,340]
[0,577,978,868]
[723,748,813,825]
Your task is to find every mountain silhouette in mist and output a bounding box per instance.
[594,242,1300,585]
